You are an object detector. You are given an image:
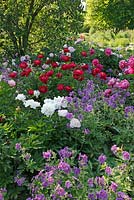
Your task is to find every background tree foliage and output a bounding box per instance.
[0,0,84,56]
[84,0,134,33]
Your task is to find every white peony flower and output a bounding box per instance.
[61,98,68,108]
[53,96,65,109]
[20,56,26,62]
[24,99,40,109]
[34,90,40,98]
[49,53,54,57]
[66,52,71,57]
[63,44,68,48]
[12,59,16,66]
[44,98,54,104]
[58,109,68,117]
[41,102,56,117]
[15,94,26,102]
[42,64,49,69]
[70,118,81,128]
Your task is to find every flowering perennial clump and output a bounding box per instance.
[13,145,132,200]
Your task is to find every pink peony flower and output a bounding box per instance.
[108,78,117,87]
[128,56,134,68]
[104,89,112,97]
[89,48,95,56]
[119,60,128,70]
[119,79,130,89]
[124,67,134,74]
[104,48,112,56]
[92,59,99,66]
[8,80,16,87]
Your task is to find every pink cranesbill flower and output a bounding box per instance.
[98,154,107,164]
[105,166,112,175]
[110,182,118,192]
[111,145,118,154]
[122,151,130,160]
[43,150,52,159]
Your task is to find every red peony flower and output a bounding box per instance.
[99,72,107,80]
[61,64,70,70]
[28,89,34,95]
[60,55,70,62]
[81,64,88,70]
[46,70,54,77]
[64,86,72,92]
[56,72,63,78]
[37,54,44,59]
[69,62,77,68]
[63,48,69,53]
[33,60,41,66]
[39,74,49,84]
[20,68,32,77]
[46,59,51,64]
[19,62,28,69]
[81,51,87,57]
[38,85,48,93]
[73,69,84,81]
[9,71,17,78]
[73,69,84,76]
[96,64,104,70]
[57,84,64,91]
[51,62,58,68]
[92,68,101,76]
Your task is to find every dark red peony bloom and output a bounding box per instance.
[38,85,48,93]
[19,62,28,69]
[57,84,64,91]
[28,89,34,95]
[92,67,101,76]
[99,72,107,80]
[37,54,44,59]
[64,86,72,92]
[20,68,32,77]
[9,71,17,78]
[51,62,58,68]
[81,51,87,57]
[39,74,49,84]
[56,72,63,78]
[60,55,70,62]
[33,60,41,66]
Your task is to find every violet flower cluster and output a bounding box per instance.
[16,145,132,200]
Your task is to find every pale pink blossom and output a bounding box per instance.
[8,80,16,87]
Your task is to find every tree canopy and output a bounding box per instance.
[84,0,134,33]
[0,0,84,55]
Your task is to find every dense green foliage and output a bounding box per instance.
[0,41,134,198]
